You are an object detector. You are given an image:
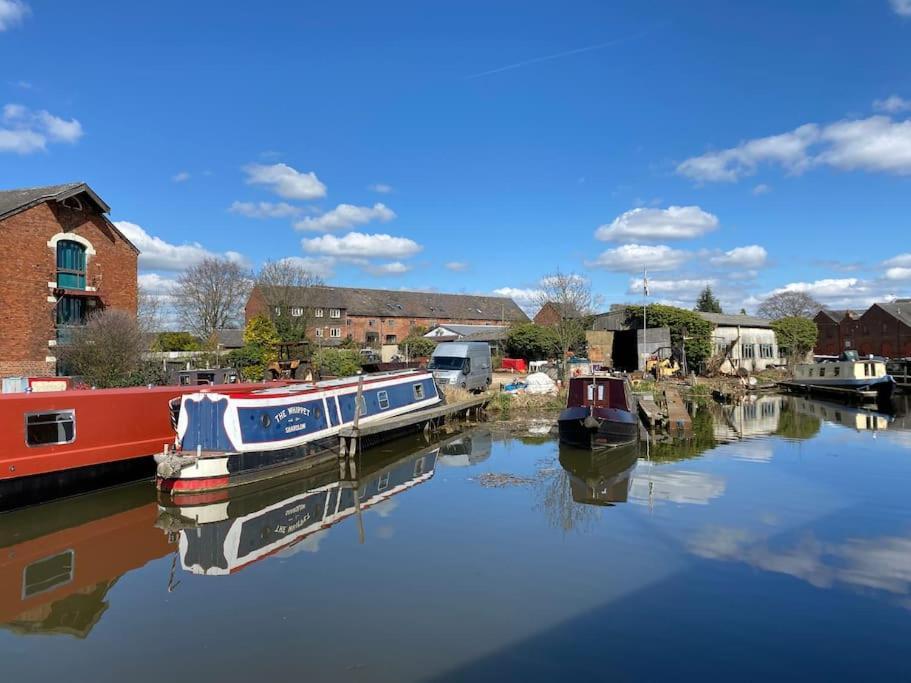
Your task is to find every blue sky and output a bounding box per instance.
[2,0,911,315]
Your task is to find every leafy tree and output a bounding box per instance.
[173,257,251,339]
[739,308,747,315]
[57,309,146,387]
[400,334,436,358]
[771,316,818,365]
[227,316,280,380]
[695,286,723,314]
[757,291,822,319]
[624,304,713,366]
[151,331,201,352]
[506,323,561,361]
[312,349,361,377]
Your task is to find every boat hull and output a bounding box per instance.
[557,406,638,450]
[780,375,895,402]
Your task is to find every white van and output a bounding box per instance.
[428,342,492,393]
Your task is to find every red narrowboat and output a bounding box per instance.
[0,382,281,511]
[557,374,639,450]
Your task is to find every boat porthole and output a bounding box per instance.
[261,414,271,428]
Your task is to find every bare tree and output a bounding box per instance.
[534,270,601,375]
[255,259,325,342]
[173,257,251,341]
[137,283,163,335]
[757,291,823,320]
[57,309,146,387]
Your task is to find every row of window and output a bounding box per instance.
[740,343,776,359]
[312,308,341,318]
[314,328,342,338]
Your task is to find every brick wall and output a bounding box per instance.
[853,306,911,358]
[0,202,138,377]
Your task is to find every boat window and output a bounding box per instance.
[833,366,841,376]
[377,472,390,491]
[413,383,425,400]
[808,369,814,377]
[377,390,390,410]
[26,410,76,446]
[865,364,871,377]
[819,367,826,377]
[22,550,75,598]
[586,384,605,401]
[414,456,426,476]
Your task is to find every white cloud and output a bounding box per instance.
[886,267,911,280]
[752,183,772,195]
[710,245,768,269]
[294,202,395,232]
[678,123,819,182]
[884,253,911,268]
[0,103,83,154]
[492,286,544,309]
[874,95,911,113]
[0,0,28,31]
[302,232,422,259]
[679,115,911,181]
[762,277,893,309]
[278,256,335,280]
[137,272,178,295]
[627,277,717,297]
[368,183,393,194]
[595,205,719,242]
[229,200,302,219]
[817,116,911,174]
[243,162,327,200]
[445,261,469,272]
[364,261,411,276]
[172,171,191,183]
[115,220,248,271]
[891,0,911,16]
[586,243,691,272]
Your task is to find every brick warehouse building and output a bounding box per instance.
[0,183,138,377]
[814,301,911,358]
[246,285,528,346]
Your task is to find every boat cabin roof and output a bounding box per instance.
[223,368,428,399]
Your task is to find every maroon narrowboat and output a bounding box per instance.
[557,375,638,450]
[0,382,280,511]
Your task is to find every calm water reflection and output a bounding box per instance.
[2,394,911,681]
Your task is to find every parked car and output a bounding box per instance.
[428,342,492,393]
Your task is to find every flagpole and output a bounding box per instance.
[643,268,649,374]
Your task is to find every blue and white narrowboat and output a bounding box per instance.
[782,351,895,402]
[155,369,442,493]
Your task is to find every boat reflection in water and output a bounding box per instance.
[0,483,175,638]
[158,435,456,576]
[437,428,492,467]
[790,396,893,432]
[558,442,639,506]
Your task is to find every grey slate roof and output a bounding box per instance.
[261,285,529,322]
[214,328,244,348]
[875,302,911,328]
[818,309,858,322]
[0,182,110,221]
[697,312,774,328]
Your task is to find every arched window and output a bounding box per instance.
[57,240,87,289]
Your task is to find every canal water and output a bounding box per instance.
[2,394,911,681]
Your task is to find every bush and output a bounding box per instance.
[227,316,281,380]
[312,349,361,377]
[151,331,200,352]
[506,323,560,361]
[57,309,145,388]
[400,335,436,358]
[624,304,713,366]
[771,317,818,364]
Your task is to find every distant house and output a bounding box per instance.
[813,309,859,356]
[214,328,244,351]
[813,302,911,358]
[0,183,139,377]
[424,323,510,354]
[246,285,527,348]
[697,312,782,373]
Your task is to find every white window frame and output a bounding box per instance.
[413,383,425,400]
[315,328,324,337]
[290,307,303,317]
[330,327,341,338]
[329,308,341,319]
[377,390,390,410]
[25,409,76,447]
[314,308,324,318]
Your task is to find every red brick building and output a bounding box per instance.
[814,302,911,358]
[246,285,527,346]
[0,183,139,377]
